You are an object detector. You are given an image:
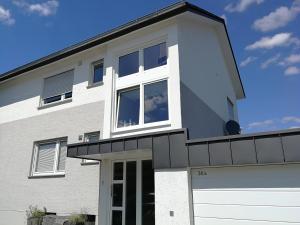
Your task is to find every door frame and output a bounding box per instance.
[109,157,152,225]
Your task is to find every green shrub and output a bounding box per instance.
[26,205,47,218]
[69,214,87,225]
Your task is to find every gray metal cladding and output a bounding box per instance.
[282,134,300,162]
[68,128,300,169]
[231,139,257,164]
[188,144,209,166]
[255,137,284,164]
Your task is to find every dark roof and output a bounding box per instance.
[0,1,244,96]
[68,128,300,169]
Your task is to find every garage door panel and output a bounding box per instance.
[192,189,300,207]
[194,204,300,223]
[194,217,300,225]
[192,165,300,225]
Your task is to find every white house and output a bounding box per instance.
[0,2,300,225]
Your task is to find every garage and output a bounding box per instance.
[191,164,300,225]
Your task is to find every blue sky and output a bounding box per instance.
[0,0,299,133]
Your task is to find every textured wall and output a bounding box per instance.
[0,101,104,225]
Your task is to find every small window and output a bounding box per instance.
[81,132,100,165]
[117,87,140,128]
[144,42,167,70]
[227,97,235,120]
[119,51,139,77]
[144,80,168,123]
[41,70,74,106]
[91,60,104,84]
[32,138,67,176]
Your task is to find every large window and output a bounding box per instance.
[118,42,167,78]
[31,138,67,176]
[41,70,74,106]
[144,80,168,123]
[117,87,140,128]
[144,42,167,70]
[116,80,168,128]
[119,51,139,77]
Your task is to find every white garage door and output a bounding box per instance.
[191,164,300,225]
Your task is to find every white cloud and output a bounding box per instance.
[282,116,300,124]
[279,54,300,66]
[261,53,280,69]
[246,33,300,50]
[248,119,274,129]
[13,0,59,16]
[284,66,300,76]
[253,0,300,32]
[240,56,257,67]
[0,5,15,25]
[225,0,264,13]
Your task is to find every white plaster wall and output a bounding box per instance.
[178,17,239,122]
[155,169,192,225]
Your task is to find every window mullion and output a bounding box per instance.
[140,84,144,125]
[54,141,60,173]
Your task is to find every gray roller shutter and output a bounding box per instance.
[42,70,74,99]
[36,143,56,172]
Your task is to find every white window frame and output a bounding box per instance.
[81,132,100,165]
[88,59,104,87]
[113,38,170,133]
[31,138,67,177]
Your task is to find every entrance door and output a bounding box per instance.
[111,160,154,225]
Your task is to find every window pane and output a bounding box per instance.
[36,143,56,172]
[119,51,139,77]
[64,92,72,99]
[112,211,122,225]
[93,63,104,83]
[57,141,67,171]
[113,162,123,180]
[85,132,100,142]
[144,81,168,123]
[117,88,140,127]
[144,42,167,70]
[142,160,155,225]
[126,161,136,225]
[112,184,123,207]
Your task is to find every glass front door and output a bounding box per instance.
[111,160,154,225]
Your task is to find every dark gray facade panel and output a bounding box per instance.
[282,135,300,162]
[112,140,124,152]
[209,142,232,165]
[67,146,78,157]
[100,142,111,154]
[231,139,257,164]
[138,137,152,149]
[188,144,209,166]
[88,144,100,155]
[153,135,170,169]
[180,82,225,139]
[124,139,137,151]
[77,146,88,156]
[169,133,188,168]
[255,137,284,164]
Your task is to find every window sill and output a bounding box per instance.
[28,173,65,179]
[87,81,104,89]
[112,121,171,135]
[81,161,100,166]
[37,98,72,110]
